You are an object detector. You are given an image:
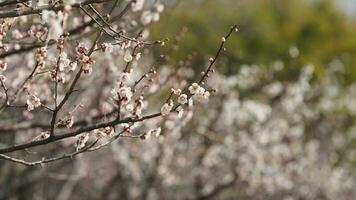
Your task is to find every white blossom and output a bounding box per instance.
[263,81,283,98]
[116,86,133,104]
[195,89,210,101]
[178,108,184,118]
[289,46,300,58]
[12,29,23,39]
[124,53,133,62]
[141,11,153,25]
[117,72,131,84]
[188,83,200,94]
[171,88,181,95]
[177,94,188,105]
[94,127,114,138]
[0,74,6,82]
[100,42,114,53]
[59,52,71,71]
[0,60,7,71]
[161,100,174,115]
[154,3,164,13]
[75,133,89,151]
[27,95,41,111]
[135,52,142,60]
[70,62,77,71]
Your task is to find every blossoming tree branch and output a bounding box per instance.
[0,0,238,166]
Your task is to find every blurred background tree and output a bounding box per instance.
[152,0,356,83]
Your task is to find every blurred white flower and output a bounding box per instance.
[141,11,153,25]
[263,81,283,98]
[289,46,300,58]
[42,10,64,41]
[132,0,145,12]
[117,72,131,84]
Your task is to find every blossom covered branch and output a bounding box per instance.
[0,0,238,166]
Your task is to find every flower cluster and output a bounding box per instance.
[35,47,47,68]
[76,43,94,74]
[189,83,210,101]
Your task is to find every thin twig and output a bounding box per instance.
[0,139,99,166]
[0,0,111,18]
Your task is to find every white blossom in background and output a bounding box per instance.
[289,46,300,58]
[58,52,71,71]
[41,10,64,41]
[236,64,262,89]
[141,3,164,24]
[132,0,145,12]
[11,29,23,39]
[143,127,162,139]
[117,72,131,84]
[263,81,284,98]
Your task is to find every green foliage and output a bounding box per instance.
[152,0,356,82]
